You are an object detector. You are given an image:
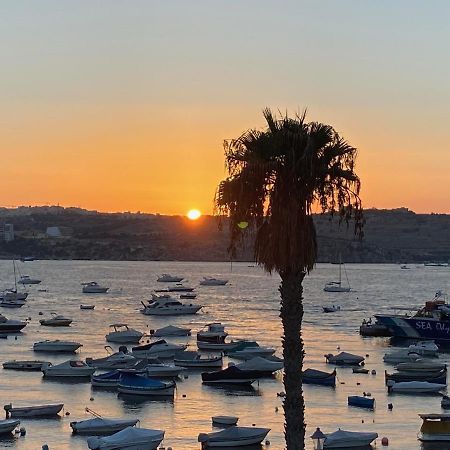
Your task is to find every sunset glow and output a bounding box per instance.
[187,209,201,220]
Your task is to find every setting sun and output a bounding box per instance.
[187,209,201,220]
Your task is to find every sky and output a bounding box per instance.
[1,1,450,215]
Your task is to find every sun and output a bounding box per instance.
[187,209,201,220]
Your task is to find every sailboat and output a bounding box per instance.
[0,262,28,307]
[324,257,351,292]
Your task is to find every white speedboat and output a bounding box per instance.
[80,304,95,310]
[87,426,165,450]
[86,348,137,370]
[198,426,270,447]
[157,274,184,282]
[71,417,139,435]
[33,340,82,353]
[387,380,446,394]
[0,314,27,333]
[40,313,73,327]
[212,416,239,426]
[42,360,96,378]
[3,360,49,371]
[419,414,450,441]
[152,325,191,337]
[131,340,187,358]
[323,429,378,448]
[174,351,223,368]
[82,282,109,294]
[0,419,20,435]
[200,277,229,286]
[5,403,63,418]
[105,324,143,343]
[408,340,439,357]
[383,349,422,364]
[18,275,41,285]
[140,295,202,316]
[325,352,365,366]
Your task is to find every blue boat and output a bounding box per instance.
[348,395,375,409]
[118,373,175,396]
[302,368,336,387]
[91,370,120,387]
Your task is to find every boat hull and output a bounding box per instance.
[0,419,20,435]
[141,306,201,316]
[8,403,63,418]
[117,385,175,396]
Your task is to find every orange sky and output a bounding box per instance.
[2,2,450,215]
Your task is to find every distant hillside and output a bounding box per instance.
[0,206,449,263]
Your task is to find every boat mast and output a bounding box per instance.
[13,260,17,292]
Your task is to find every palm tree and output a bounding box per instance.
[215,109,363,450]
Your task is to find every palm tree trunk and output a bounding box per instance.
[279,271,306,450]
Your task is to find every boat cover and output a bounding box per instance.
[198,426,270,443]
[324,429,378,447]
[93,370,120,381]
[237,356,283,371]
[119,372,169,388]
[132,340,166,351]
[202,365,252,382]
[72,417,138,431]
[87,426,164,449]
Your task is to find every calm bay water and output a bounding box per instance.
[1,260,450,450]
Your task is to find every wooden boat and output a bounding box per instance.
[4,403,63,418]
[385,369,447,385]
[347,396,375,409]
[419,414,450,441]
[303,368,336,387]
[396,361,447,372]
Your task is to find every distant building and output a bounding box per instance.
[46,226,73,238]
[0,223,14,242]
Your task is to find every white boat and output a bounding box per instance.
[383,349,422,364]
[152,325,191,337]
[40,313,73,327]
[323,305,341,313]
[105,324,143,343]
[140,295,202,316]
[0,314,27,333]
[396,360,447,372]
[157,274,184,282]
[3,360,49,371]
[325,352,364,365]
[18,275,41,285]
[200,277,229,286]
[236,356,284,374]
[408,340,439,357]
[0,419,20,435]
[4,403,63,418]
[174,351,223,368]
[86,348,137,370]
[71,417,139,434]
[140,359,185,378]
[323,429,378,448]
[80,304,95,310]
[198,426,270,447]
[131,340,187,358]
[401,265,410,269]
[87,426,164,450]
[228,342,276,360]
[197,323,238,351]
[180,292,197,299]
[82,282,109,294]
[42,360,96,378]
[387,380,446,393]
[419,414,450,441]
[33,340,82,353]
[212,416,239,426]
[0,290,28,302]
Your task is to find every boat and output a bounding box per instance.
[131,340,187,358]
[105,324,143,343]
[20,256,35,262]
[419,414,450,441]
[2,360,49,371]
[0,298,26,308]
[359,319,393,337]
[347,395,375,409]
[117,372,175,396]
[140,294,202,316]
[425,263,449,267]
[324,258,351,292]
[199,277,229,286]
[71,416,139,434]
[87,426,164,450]
[387,380,446,393]
[4,403,63,418]
[227,341,275,360]
[323,429,378,448]
[383,349,422,364]
[442,396,450,409]
[39,313,73,327]
[303,368,336,386]
[86,347,137,370]
[80,304,95,310]
[167,284,195,292]
[408,340,439,356]
[201,366,256,385]
[82,282,109,293]
[236,356,283,376]
[396,361,447,372]
[212,416,239,426]
[138,359,185,378]
[385,369,447,384]
[352,367,369,374]
[0,314,27,333]
[157,274,184,282]
[198,426,270,447]
[174,351,223,368]
[0,419,20,435]
[152,325,191,337]
[18,275,41,285]
[33,340,82,353]
[91,370,121,388]
[41,360,96,378]
[180,292,197,299]
[401,265,410,269]
[197,323,239,351]
[323,305,341,313]
[0,290,28,302]
[325,352,364,366]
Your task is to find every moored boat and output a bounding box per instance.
[33,340,82,353]
[396,360,447,372]
[4,403,63,418]
[82,282,108,294]
[387,380,446,394]
[0,314,27,333]
[226,341,275,360]
[199,277,229,286]
[323,429,378,448]
[39,313,73,327]
[117,372,175,396]
[141,294,202,316]
[18,275,41,285]
[152,325,191,337]
[211,416,239,426]
[303,368,336,387]
[419,414,450,441]
[236,356,283,376]
[42,360,96,378]
[86,348,137,370]
[347,395,375,409]
[71,416,139,434]
[325,352,364,366]
[105,324,143,343]
[385,369,447,384]
[87,426,164,450]
[131,340,187,358]
[91,370,121,388]
[174,351,223,368]
[2,360,49,371]
[157,274,184,282]
[198,426,270,447]
[0,419,20,435]
[201,366,256,386]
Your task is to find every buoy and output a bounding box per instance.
[39,312,43,315]
[381,436,389,446]
[167,447,172,450]
[366,392,371,397]
[252,423,256,426]
[265,439,271,445]
[182,394,186,398]
[90,397,94,401]
[184,375,188,379]
[365,354,369,357]
[337,346,340,350]
[357,382,361,386]
[371,369,376,375]
[20,427,26,436]
[42,445,49,450]
[388,403,393,410]
[361,419,364,423]
[65,411,70,416]
[275,407,279,412]
[363,392,366,396]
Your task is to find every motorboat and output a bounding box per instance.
[41,360,96,378]
[138,358,185,378]
[197,323,238,351]
[105,324,143,343]
[86,347,137,370]
[442,396,450,409]
[0,290,28,301]
[325,352,364,366]
[118,373,175,396]
[82,282,109,294]
[131,340,187,358]
[39,313,73,327]
[140,294,202,316]
[419,414,450,441]
[396,360,447,372]
[80,304,95,310]
[180,292,197,299]
[408,340,439,357]
[0,298,26,308]
[212,416,239,426]
[71,416,139,434]
[383,349,422,364]
[0,314,27,333]
[199,277,229,286]
[198,426,270,447]
[324,258,351,292]
[387,380,446,394]
[152,325,191,337]
[303,368,336,387]
[227,341,275,360]
[347,395,375,409]
[91,370,121,388]
[20,256,35,262]
[359,319,392,337]
[2,360,49,371]
[401,264,410,269]
[323,305,341,313]
[323,429,378,448]
[236,356,283,376]
[201,366,256,386]
[18,275,41,285]
[174,351,223,368]
[167,284,195,292]
[353,367,369,374]
[4,403,63,418]
[157,274,184,282]
[385,369,447,384]
[33,340,82,353]
[87,426,165,450]
[0,419,20,435]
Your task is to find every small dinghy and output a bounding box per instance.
[387,380,446,394]
[236,356,283,376]
[105,324,143,344]
[325,352,364,366]
[131,340,187,358]
[42,360,96,378]
[303,368,336,387]
[91,370,121,388]
[33,340,82,353]
[118,373,175,396]
[87,426,164,450]
[347,396,375,409]
[198,426,270,447]
[201,366,256,386]
[0,419,20,435]
[212,416,239,426]
[199,277,229,286]
[80,305,95,310]
[4,403,63,418]
[323,305,341,313]
[152,325,191,337]
[174,351,223,368]
[323,429,378,448]
[2,360,49,371]
[71,417,139,434]
[385,369,447,384]
[352,367,369,374]
[39,313,72,327]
